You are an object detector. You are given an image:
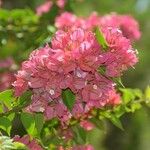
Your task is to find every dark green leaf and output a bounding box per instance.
[62,88,76,111]
[113,77,125,88]
[0,116,12,135]
[34,113,44,136]
[109,115,124,130]
[18,91,32,107]
[72,125,87,144]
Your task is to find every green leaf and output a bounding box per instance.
[95,27,108,49]
[120,88,135,104]
[21,112,44,137]
[21,112,35,135]
[130,103,141,112]
[34,113,44,137]
[90,118,105,131]
[120,88,142,104]
[13,142,29,150]
[0,116,12,135]
[72,125,87,144]
[145,86,150,105]
[113,77,125,88]
[113,105,126,118]
[62,88,76,111]
[109,115,124,130]
[18,91,32,107]
[0,89,16,110]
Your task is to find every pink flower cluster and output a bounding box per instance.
[55,12,141,41]
[13,25,137,125]
[14,135,43,150]
[36,0,66,16]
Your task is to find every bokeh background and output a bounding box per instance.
[0,0,150,150]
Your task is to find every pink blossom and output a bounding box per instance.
[0,58,14,69]
[107,90,121,106]
[55,12,83,30]
[36,0,66,16]
[56,0,66,8]
[0,0,2,7]
[100,27,138,77]
[0,72,15,92]
[55,12,141,41]
[36,1,53,16]
[100,13,141,41]
[80,120,95,131]
[13,135,43,150]
[13,27,137,124]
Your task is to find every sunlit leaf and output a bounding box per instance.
[21,112,35,136]
[95,27,108,49]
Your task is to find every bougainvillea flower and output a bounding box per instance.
[13,26,138,125]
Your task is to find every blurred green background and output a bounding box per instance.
[0,0,150,150]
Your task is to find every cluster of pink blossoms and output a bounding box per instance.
[55,12,141,41]
[13,24,138,125]
[36,0,66,16]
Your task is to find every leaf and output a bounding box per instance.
[0,116,12,135]
[34,113,44,137]
[109,115,124,130]
[21,112,44,137]
[95,27,108,49]
[18,91,32,107]
[21,112,35,136]
[113,77,125,88]
[72,125,87,144]
[130,103,141,112]
[62,88,76,111]
[145,86,150,106]
[0,89,16,110]
[113,105,126,118]
[120,88,135,104]
[90,118,105,131]
[13,142,29,150]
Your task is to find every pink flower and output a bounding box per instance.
[36,0,66,16]
[80,120,95,131]
[0,58,14,69]
[56,0,66,8]
[36,1,53,16]
[100,27,138,77]
[55,12,141,41]
[107,90,121,106]
[100,13,141,41]
[55,12,85,30]
[13,135,43,150]
[0,72,15,92]
[13,26,137,124]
